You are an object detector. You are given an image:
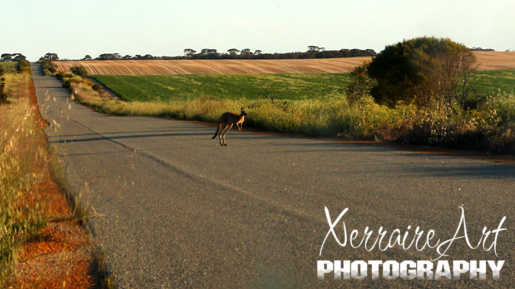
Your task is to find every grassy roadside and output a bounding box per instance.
[68,80,514,155]
[0,62,16,73]
[0,68,107,287]
[44,60,515,155]
[0,72,46,284]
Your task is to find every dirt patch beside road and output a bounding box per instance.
[8,78,106,289]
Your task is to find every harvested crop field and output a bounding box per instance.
[474,51,515,70]
[54,52,515,76]
[54,57,371,75]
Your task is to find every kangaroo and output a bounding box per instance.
[212,107,247,146]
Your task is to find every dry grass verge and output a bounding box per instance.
[0,72,107,288]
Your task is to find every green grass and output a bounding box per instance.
[91,71,515,103]
[0,62,15,73]
[474,70,515,95]
[90,74,353,102]
[75,71,515,154]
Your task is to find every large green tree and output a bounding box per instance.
[367,37,478,111]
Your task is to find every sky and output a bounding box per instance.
[1,0,514,61]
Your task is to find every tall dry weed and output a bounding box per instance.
[0,75,47,284]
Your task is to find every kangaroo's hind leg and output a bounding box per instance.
[221,124,233,146]
[218,124,226,146]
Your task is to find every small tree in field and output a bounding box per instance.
[367,37,478,112]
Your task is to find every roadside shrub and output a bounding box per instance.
[394,109,514,154]
[345,62,376,105]
[486,92,515,125]
[399,113,453,146]
[368,37,478,111]
[70,65,88,77]
[0,81,6,104]
[92,84,102,91]
[55,72,74,81]
[39,59,58,75]
[15,60,30,73]
[62,75,83,88]
[47,65,57,74]
[0,68,7,104]
[486,125,515,154]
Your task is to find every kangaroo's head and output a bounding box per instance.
[240,107,248,116]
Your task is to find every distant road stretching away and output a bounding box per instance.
[31,63,515,288]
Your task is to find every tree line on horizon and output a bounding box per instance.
[0,53,27,62]
[0,46,506,64]
[0,53,30,73]
[38,46,377,62]
[181,46,377,60]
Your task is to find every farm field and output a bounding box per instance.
[474,69,515,95]
[90,73,352,102]
[90,70,515,103]
[59,51,515,102]
[54,51,515,76]
[474,51,515,70]
[56,51,515,154]
[55,57,372,75]
[54,57,371,75]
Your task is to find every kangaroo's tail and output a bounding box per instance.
[212,123,222,139]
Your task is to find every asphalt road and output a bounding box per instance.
[31,63,515,288]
